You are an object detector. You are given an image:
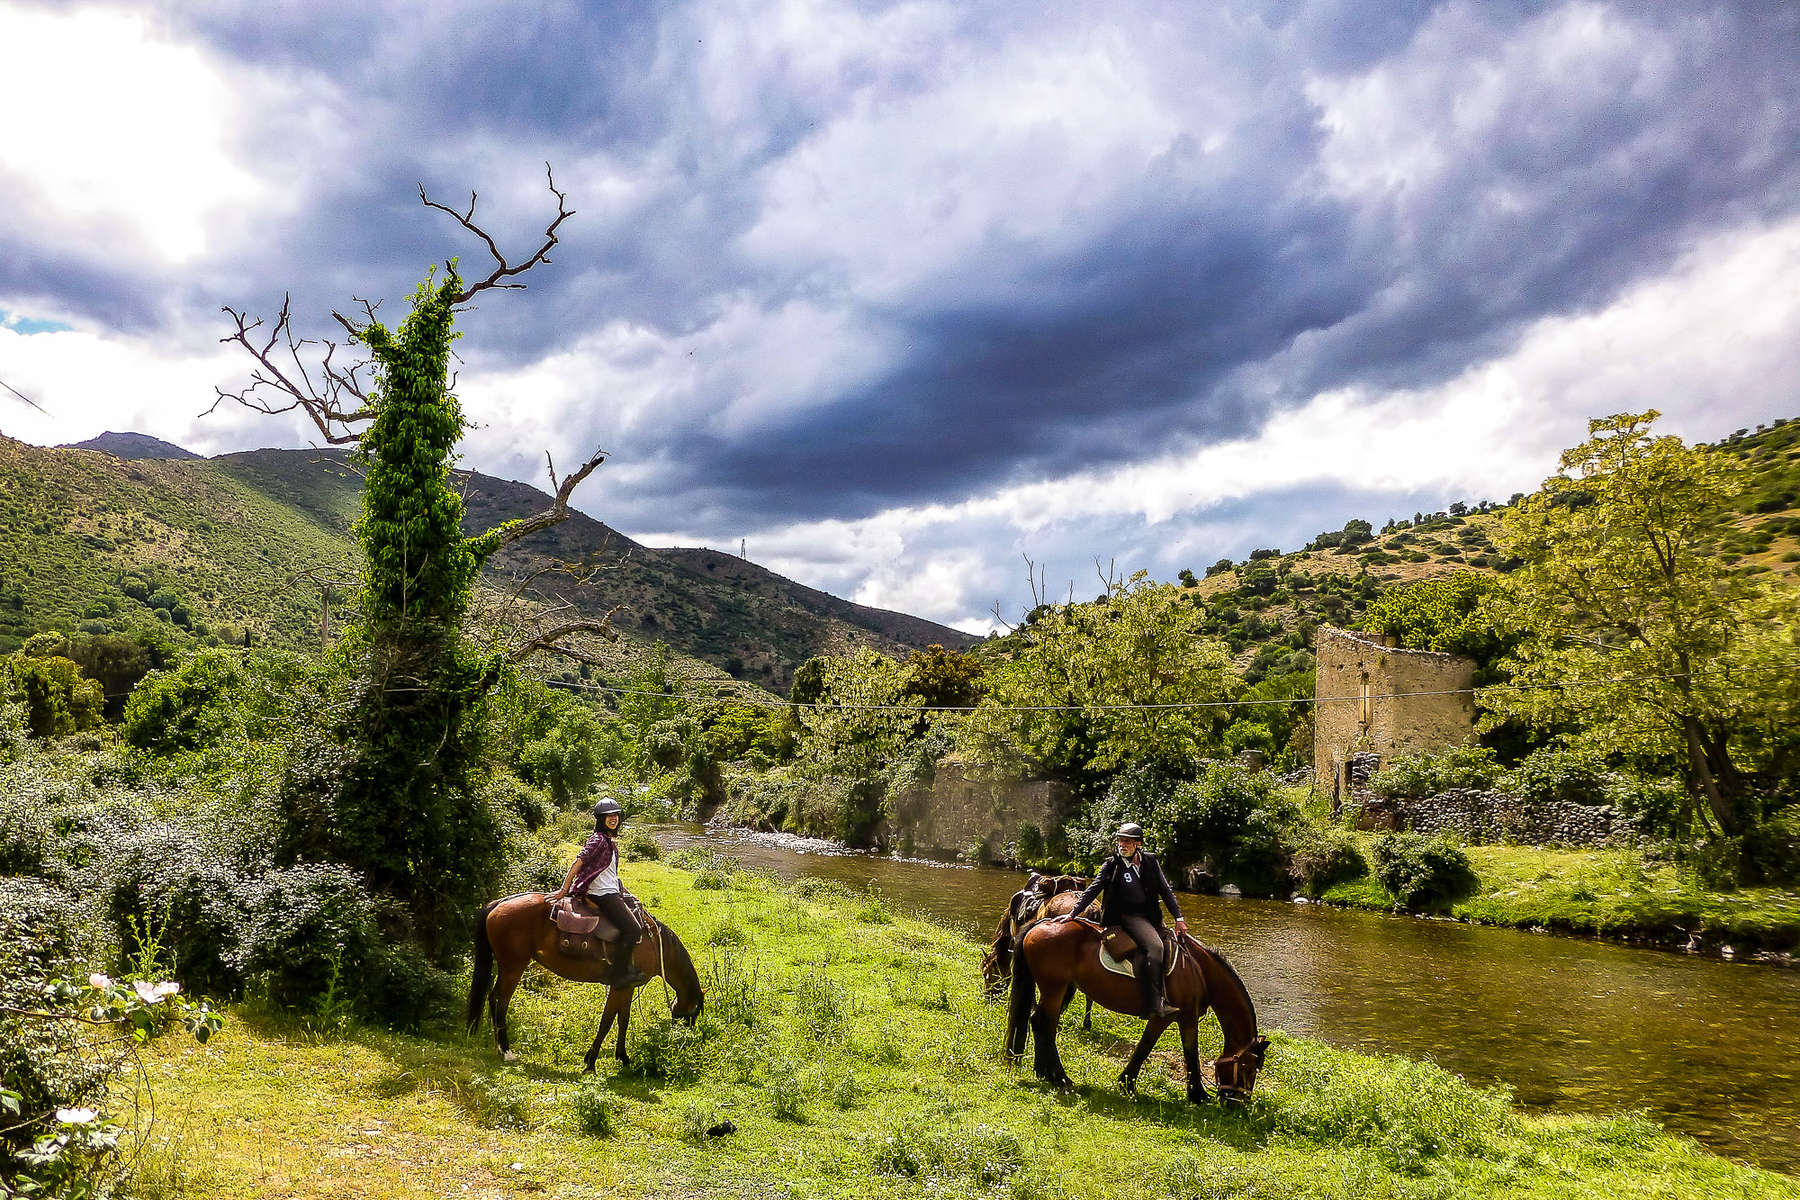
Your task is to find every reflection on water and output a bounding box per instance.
[649,823,1800,1173]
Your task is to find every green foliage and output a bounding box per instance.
[1359,571,1509,662]
[1370,745,1501,800]
[870,1118,1023,1187]
[901,643,983,708]
[1371,833,1478,910]
[1485,411,1800,843]
[1287,826,1369,897]
[570,1079,618,1138]
[964,572,1237,784]
[1499,743,1610,807]
[621,830,662,861]
[121,649,247,755]
[622,1018,706,1084]
[5,653,103,739]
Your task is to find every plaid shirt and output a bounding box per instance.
[571,831,617,894]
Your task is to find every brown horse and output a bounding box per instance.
[981,876,1096,1031]
[1005,917,1268,1104]
[467,893,705,1071]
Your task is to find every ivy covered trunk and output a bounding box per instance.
[281,270,504,961]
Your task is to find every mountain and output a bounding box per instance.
[58,431,201,459]
[0,437,977,690]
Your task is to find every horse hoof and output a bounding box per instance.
[501,1050,519,1064]
[581,1061,596,1075]
[1118,1075,1136,1096]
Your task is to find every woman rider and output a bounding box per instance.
[1063,823,1187,1018]
[551,798,649,986]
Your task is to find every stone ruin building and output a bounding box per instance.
[1312,625,1476,818]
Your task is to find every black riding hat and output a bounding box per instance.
[1115,822,1145,840]
[593,798,624,828]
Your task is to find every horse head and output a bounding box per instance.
[1211,1035,1270,1105]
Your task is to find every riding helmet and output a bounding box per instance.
[593,797,625,829]
[1115,822,1145,840]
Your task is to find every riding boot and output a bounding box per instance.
[606,941,649,986]
[1133,955,1160,1017]
[1146,966,1176,1019]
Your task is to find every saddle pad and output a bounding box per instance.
[1096,931,1182,980]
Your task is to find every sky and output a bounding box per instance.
[1,1,1797,633]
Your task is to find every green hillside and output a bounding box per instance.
[0,438,976,689]
[1168,416,1800,680]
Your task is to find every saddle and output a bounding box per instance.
[1092,922,1180,980]
[552,895,650,961]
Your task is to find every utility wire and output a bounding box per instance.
[534,662,1785,715]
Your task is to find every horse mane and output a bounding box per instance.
[1189,937,1256,1030]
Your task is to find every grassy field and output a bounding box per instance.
[136,859,1794,1199]
[1318,838,1800,957]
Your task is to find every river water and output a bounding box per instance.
[649,822,1800,1173]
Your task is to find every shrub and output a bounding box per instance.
[1371,833,1477,910]
[792,970,850,1042]
[1499,744,1609,807]
[228,863,382,1010]
[855,887,892,924]
[468,1071,536,1130]
[870,1120,1024,1187]
[621,829,662,861]
[484,775,551,833]
[1746,810,1800,887]
[622,1019,705,1084]
[1288,827,1369,897]
[1150,763,1298,896]
[1370,746,1500,800]
[768,1065,807,1122]
[6,654,104,739]
[570,1080,618,1138]
[121,649,247,755]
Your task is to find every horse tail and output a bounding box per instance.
[1005,929,1036,1058]
[466,901,495,1033]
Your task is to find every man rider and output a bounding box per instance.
[1064,823,1187,1018]
[551,798,649,986]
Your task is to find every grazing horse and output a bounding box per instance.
[467,893,705,1070]
[1005,917,1268,1104]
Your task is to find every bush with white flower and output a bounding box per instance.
[2,971,221,1198]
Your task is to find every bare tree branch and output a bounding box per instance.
[206,296,374,445]
[419,163,574,304]
[470,447,608,556]
[507,615,620,664]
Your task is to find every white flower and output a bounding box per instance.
[133,980,180,1004]
[55,1108,99,1125]
[88,973,111,990]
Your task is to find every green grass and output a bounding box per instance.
[140,861,1794,1198]
[1319,838,1800,954]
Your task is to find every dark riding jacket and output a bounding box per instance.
[1074,851,1183,927]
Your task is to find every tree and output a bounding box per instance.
[1483,412,1800,838]
[902,644,984,709]
[962,571,1237,784]
[5,654,103,739]
[1360,572,1510,665]
[217,169,611,958]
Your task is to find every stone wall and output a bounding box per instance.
[1313,626,1477,812]
[1393,788,1637,847]
[889,756,1072,859]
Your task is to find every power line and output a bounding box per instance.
[534,662,1784,715]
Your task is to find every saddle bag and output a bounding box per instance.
[552,895,651,962]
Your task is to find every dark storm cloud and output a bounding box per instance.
[8,0,1800,548]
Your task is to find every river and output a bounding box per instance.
[648,822,1800,1174]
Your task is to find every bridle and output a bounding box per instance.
[1211,1036,1269,1102]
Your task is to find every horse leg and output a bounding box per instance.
[1120,1016,1173,1095]
[1180,1015,1209,1104]
[585,992,620,1074]
[613,987,636,1066]
[1083,996,1093,1031]
[489,963,526,1063]
[1031,981,1073,1088]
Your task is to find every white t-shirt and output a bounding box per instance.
[586,856,621,897]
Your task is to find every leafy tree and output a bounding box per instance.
[122,649,247,755]
[1483,412,1800,838]
[962,572,1237,784]
[1359,572,1511,666]
[4,654,103,739]
[218,172,608,961]
[902,644,983,709]
[1177,568,1198,587]
[794,649,922,841]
